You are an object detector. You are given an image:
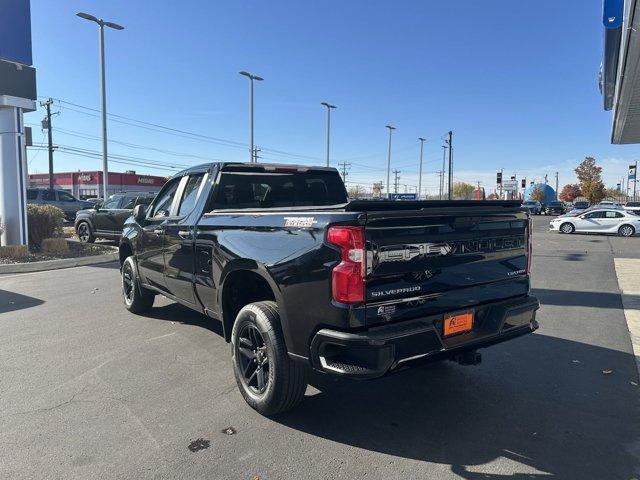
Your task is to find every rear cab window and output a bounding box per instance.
[210,168,347,210]
[26,189,38,200]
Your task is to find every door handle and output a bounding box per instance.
[178,230,192,239]
[153,229,164,235]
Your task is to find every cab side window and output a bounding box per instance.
[177,173,206,216]
[150,179,180,218]
[102,196,121,209]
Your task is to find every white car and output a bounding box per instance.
[549,209,640,237]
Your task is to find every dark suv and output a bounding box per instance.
[27,188,94,221]
[75,193,155,243]
[544,201,566,216]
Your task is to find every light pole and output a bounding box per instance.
[385,125,395,198]
[441,144,447,199]
[321,102,336,167]
[418,137,426,200]
[76,12,124,200]
[239,71,263,163]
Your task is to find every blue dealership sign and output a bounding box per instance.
[603,0,623,29]
[0,0,33,65]
[389,193,418,201]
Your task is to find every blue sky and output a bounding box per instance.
[27,0,638,194]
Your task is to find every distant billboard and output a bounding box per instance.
[0,0,33,66]
[389,193,417,201]
[502,180,518,192]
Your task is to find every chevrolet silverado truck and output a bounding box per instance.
[119,162,539,415]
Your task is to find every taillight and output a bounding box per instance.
[327,226,365,303]
[526,216,533,274]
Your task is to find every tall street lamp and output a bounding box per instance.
[76,12,124,200]
[321,102,336,167]
[418,137,426,200]
[385,125,395,198]
[239,71,263,163]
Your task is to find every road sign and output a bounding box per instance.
[630,164,637,180]
[389,193,417,201]
[502,180,518,192]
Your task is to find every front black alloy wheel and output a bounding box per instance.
[121,256,155,313]
[235,323,270,394]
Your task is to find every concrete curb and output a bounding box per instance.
[614,258,640,382]
[0,252,118,274]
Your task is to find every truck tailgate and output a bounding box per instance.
[363,205,530,325]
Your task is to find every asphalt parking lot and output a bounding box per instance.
[1,215,639,479]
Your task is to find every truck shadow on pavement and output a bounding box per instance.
[0,290,44,314]
[531,287,635,309]
[276,334,639,479]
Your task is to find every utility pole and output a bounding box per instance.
[393,169,401,194]
[447,131,453,200]
[438,170,444,199]
[418,137,426,200]
[385,125,395,198]
[40,98,54,189]
[555,171,559,200]
[338,161,350,182]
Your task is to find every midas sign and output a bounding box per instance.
[138,177,155,185]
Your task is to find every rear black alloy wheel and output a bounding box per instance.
[236,324,270,394]
[619,225,635,237]
[76,221,94,243]
[560,222,574,234]
[121,256,155,313]
[231,301,308,416]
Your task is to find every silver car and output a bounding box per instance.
[549,208,640,237]
[26,188,94,221]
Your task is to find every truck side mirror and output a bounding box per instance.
[133,204,147,222]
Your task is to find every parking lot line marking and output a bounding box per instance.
[147,332,176,341]
[614,258,640,381]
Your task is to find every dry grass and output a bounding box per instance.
[41,238,69,255]
[0,245,29,261]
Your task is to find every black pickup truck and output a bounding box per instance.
[119,162,539,415]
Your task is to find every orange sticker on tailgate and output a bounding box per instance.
[443,311,474,337]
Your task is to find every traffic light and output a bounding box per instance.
[521,178,526,188]
[497,172,502,184]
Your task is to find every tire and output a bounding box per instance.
[76,221,95,243]
[121,256,155,313]
[560,222,575,234]
[619,225,635,237]
[231,301,308,416]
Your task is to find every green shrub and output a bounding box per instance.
[27,204,65,248]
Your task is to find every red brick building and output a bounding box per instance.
[28,170,168,199]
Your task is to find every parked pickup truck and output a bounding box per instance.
[119,162,539,415]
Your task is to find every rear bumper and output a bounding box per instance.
[310,295,539,379]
